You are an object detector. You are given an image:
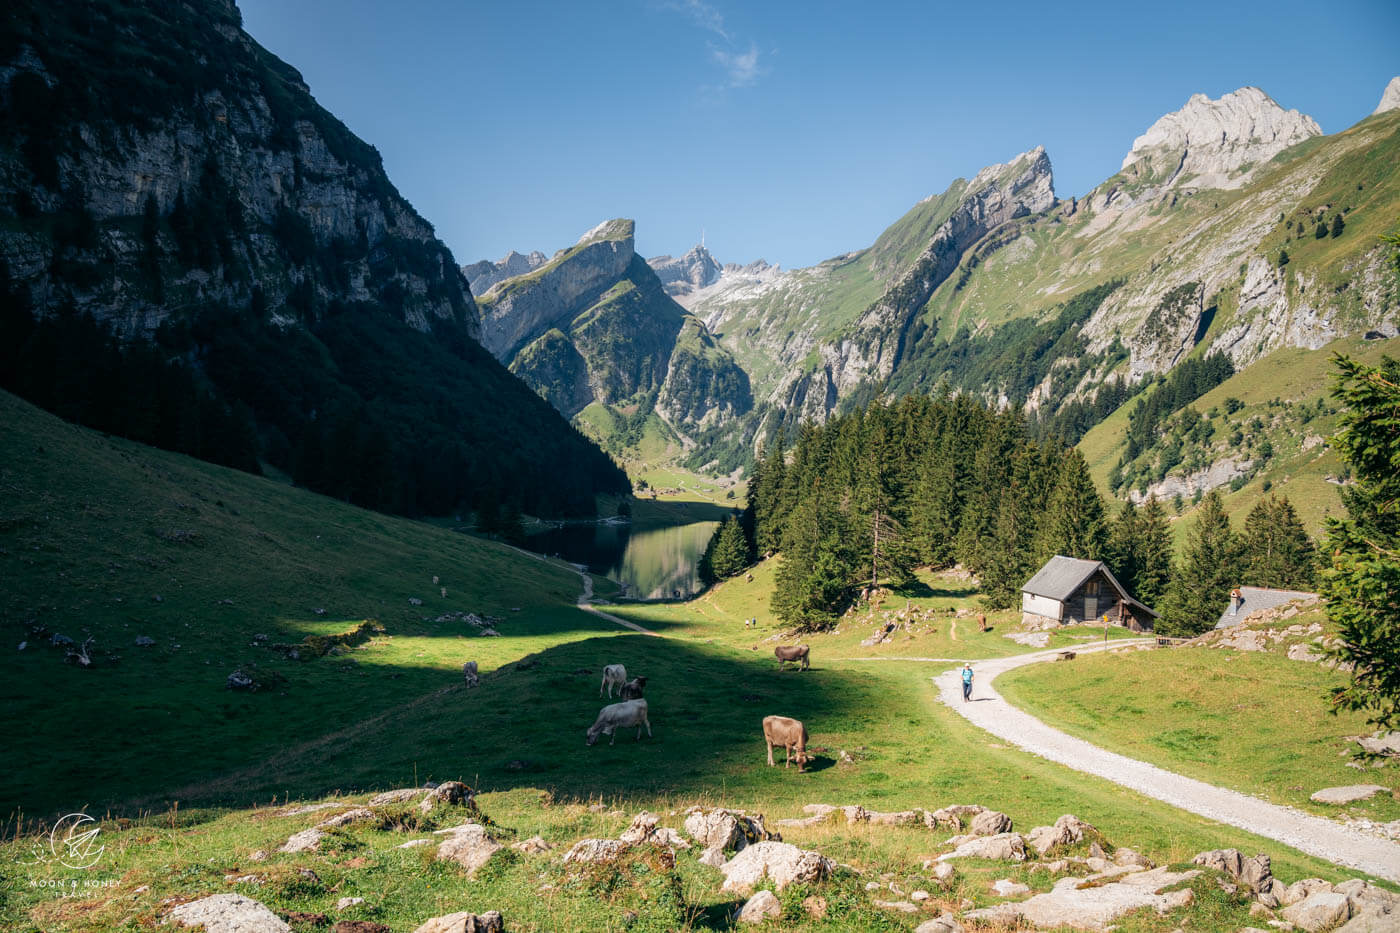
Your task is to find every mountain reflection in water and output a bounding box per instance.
[525,520,719,600]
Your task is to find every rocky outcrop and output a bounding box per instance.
[165,893,291,932]
[718,840,833,893]
[1372,77,1400,116]
[964,866,1200,930]
[1121,87,1321,191]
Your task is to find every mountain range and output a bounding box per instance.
[468,81,1400,500]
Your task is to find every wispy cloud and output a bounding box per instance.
[658,0,766,92]
[712,43,760,88]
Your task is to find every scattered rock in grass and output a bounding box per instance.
[683,807,774,853]
[1113,847,1154,869]
[227,670,255,691]
[776,813,828,828]
[510,835,552,854]
[803,895,827,919]
[968,809,1012,836]
[932,861,957,883]
[1281,891,1352,931]
[165,893,291,932]
[911,890,930,902]
[801,803,837,817]
[872,899,919,913]
[434,824,505,876]
[963,866,1200,931]
[411,910,504,933]
[368,788,424,806]
[1309,785,1387,805]
[1287,643,1324,662]
[1026,814,1094,855]
[318,808,374,829]
[924,804,987,831]
[249,850,269,862]
[865,882,882,891]
[462,661,479,688]
[913,914,963,933]
[841,805,869,823]
[224,873,263,885]
[1354,732,1400,758]
[736,889,782,923]
[938,832,1027,862]
[993,879,1031,897]
[420,781,474,814]
[868,809,922,826]
[719,841,834,893]
[562,838,631,864]
[698,846,726,868]
[335,897,364,909]
[1249,901,1276,919]
[1282,879,1334,906]
[397,839,431,849]
[1190,848,1275,897]
[135,635,155,646]
[279,828,326,854]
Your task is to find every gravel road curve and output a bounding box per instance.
[933,641,1400,882]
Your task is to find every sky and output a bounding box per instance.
[237,0,1400,272]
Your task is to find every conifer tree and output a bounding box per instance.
[1035,448,1108,564]
[1159,491,1240,636]
[1241,494,1316,589]
[710,515,752,579]
[1321,353,1400,733]
[1104,500,1141,595]
[772,481,854,630]
[1134,496,1174,610]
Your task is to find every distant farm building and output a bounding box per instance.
[1021,555,1159,632]
[1216,585,1318,629]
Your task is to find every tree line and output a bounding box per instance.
[702,392,1317,634]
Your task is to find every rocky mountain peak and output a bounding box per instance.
[577,218,635,246]
[648,244,723,299]
[1373,76,1400,116]
[970,145,1054,202]
[1121,87,1321,190]
[462,249,547,296]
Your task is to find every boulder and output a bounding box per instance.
[1355,733,1400,757]
[841,805,869,823]
[932,861,956,883]
[962,867,1200,931]
[719,841,833,893]
[800,803,837,817]
[434,824,504,876]
[872,899,919,913]
[925,804,986,831]
[914,914,964,933]
[562,838,631,864]
[619,811,661,843]
[135,635,155,647]
[420,781,474,813]
[397,839,432,849]
[938,832,1027,862]
[1288,643,1324,662]
[1112,847,1154,869]
[336,896,365,909]
[165,893,291,932]
[698,846,726,868]
[278,828,326,854]
[1190,848,1273,893]
[683,807,772,853]
[867,809,922,826]
[1309,785,1387,805]
[318,808,375,829]
[1281,891,1352,931]
[368,788,424,806]
[1282,879,1334,906]
[802,895,827,919]
[968,809,1012,836]
[1026,814,1093,855]
[735,889,781,923]
[992,879,1031,897]
[510,835,552,854]
[227,671,255,690]
[411,911,504,933]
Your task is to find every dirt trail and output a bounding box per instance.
[933,641,1400,883]
[498,542,660,637]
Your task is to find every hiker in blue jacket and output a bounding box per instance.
[961,662,973,702]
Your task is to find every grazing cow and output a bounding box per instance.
[620,675,648,699]
[586,699,651,746]
[774,644,810,671]
[600,663,627,698]
[762,715,810,772]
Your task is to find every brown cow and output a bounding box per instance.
[620,675,647,699]
[774,644,810,670]
[762,715,809,771]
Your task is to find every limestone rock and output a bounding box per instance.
[1112,847,1154,869]
[872,899,919,913]
[969,809,1012,836]
[992,879,1032,897]
[1121,87,1321,190]
[164,893,291,932]
[683,807,772,853]
[925,804,987,831]
[397,839,432,849]
[802,895,827,919]
[914,914,963,933]
[963,866,1201,931]
[278,828,326,854]
[420,781,473,813]
[562,838,631,864]
[1373,77,1400,116]
[1288,643,1324,663]
[368,788,424,806]
[510,835,552,854]
[318,808,374,829]
[735,889,782,923]
[1190,848,1273,893]
[719,840,834,893]
[698,846,726,868]
[411,910,504,933]
[1281,891,1352,931]
[938,832,1027,862]
[1026,814,1093,855]
[1283,879,1334,907]
[1309,785,1386,805]
[867,809,921,826]
[336,896,365,909]
[434,824,504,876]
[648,245,723,301]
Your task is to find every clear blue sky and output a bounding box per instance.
[238,0,1399,272]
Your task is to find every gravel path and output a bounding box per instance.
[499,542,661,637]
[933,641,1400,882]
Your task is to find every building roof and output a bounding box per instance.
[1022,555,1160,618]
[1215,585,1319,629]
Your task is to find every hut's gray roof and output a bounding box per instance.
[1216,586,1319,629]
[1022,555,1160,618]
[1022,556,1104,601]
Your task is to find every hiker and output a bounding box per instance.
[961,662,974,702]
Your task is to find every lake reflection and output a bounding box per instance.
[526,520,719,599]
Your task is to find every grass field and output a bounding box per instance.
[2,389,1393,931]
[999,609,1400,825]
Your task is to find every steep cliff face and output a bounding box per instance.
[0,0,629,516]
[1373,76,1400,116]
[475,221,751,439]
[648,245,722,304]
[0,0,473,336]
[463,250,547,296]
